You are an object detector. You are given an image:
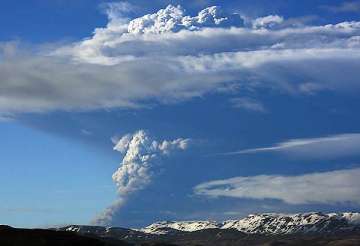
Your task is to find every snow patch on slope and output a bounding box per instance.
[62,225,106,234]
[343,212,360,225]
[140,220,219,235]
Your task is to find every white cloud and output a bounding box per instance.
[1,5,360,114]
[230,97,266,112]
[113,133,133,153]
[224,133,360,159]
[252,15,284,29]
[93,130,190,225]
[298,82,324,95]
[80,129,92,136]
[102,2,134,24]
[127,5,243,34]
[194,168,360,205]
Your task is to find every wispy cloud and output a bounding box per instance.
[0,115,14,122]
[80,129,92,136]
[252,15,284,29]
[194,168,360,205]
[223,133,360,159]
[322,1,360,13]
[230,97,266,112]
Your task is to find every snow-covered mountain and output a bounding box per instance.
[221,212,360,234]
[140,220,219,234]
[58,212,360,237]
[139,212,360,235]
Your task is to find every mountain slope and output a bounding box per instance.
[140,212,360,235]
[54,212,360,245]
[222,212,360,234]
[52,213,360,246]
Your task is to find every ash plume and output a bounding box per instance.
[92,130,190,225]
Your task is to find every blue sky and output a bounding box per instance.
[1,0,360,228]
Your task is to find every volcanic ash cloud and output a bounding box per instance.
[93,130,190,225]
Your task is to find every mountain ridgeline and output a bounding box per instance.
[54,212,360,245]
[1,212,360,246]
[62,212,360,235]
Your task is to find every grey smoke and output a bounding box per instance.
[93,130,190,225]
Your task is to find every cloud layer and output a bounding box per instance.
[93,130,190,225]
[1,5,360,114]
[224,133,360,159]
[194,168,360,205]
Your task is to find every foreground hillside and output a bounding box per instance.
[0,225,134,246]
[1,225,360,246]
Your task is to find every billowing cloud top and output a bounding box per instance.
[127,5,243,34]
[1,4,360,114]
[112,130,190,195]
[252,15,284,29]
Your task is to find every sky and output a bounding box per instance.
[1,0,360,228]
